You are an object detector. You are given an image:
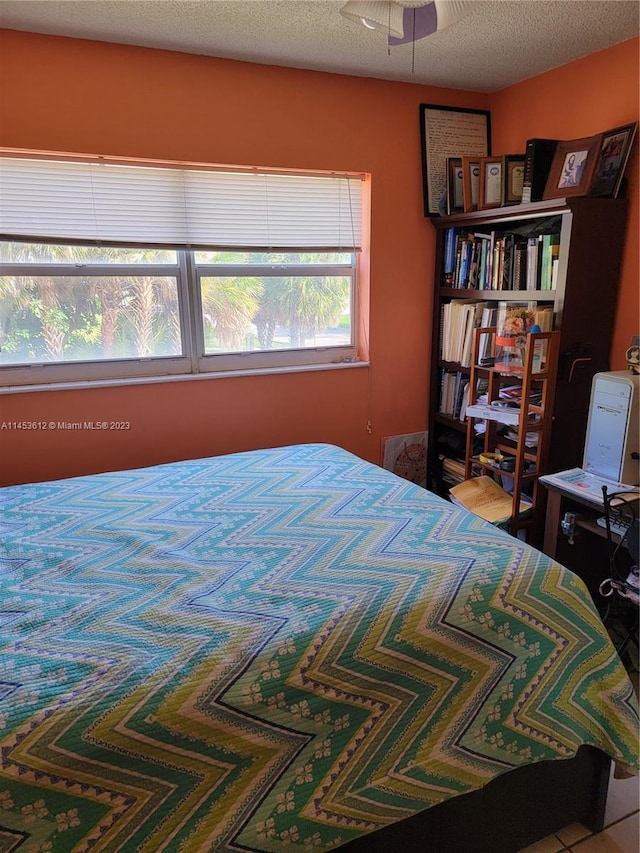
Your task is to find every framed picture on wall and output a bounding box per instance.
[502,154,526,205]
[543,135,602,200]
[590,122,638,198]
[419,104,491,217]
[478,156,503,209]
[461,156,481,212]
[446,157,465,214]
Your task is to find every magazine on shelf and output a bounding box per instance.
[450,476,532,524]
[538,468,639,506]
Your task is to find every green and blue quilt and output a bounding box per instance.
[1,443,638,852]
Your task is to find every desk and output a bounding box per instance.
[542,478,639,666]
[542,483,604,560]
[541,481,627,560]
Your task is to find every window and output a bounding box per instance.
[0,157,364,386]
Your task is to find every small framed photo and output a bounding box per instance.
[502,154,525,205]
[590,122,638,198]
[543,135,602,200]
[446,157,464,214]
[462,156,481,212]
[478,156,503,209]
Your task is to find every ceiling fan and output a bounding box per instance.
[340,1,475,46]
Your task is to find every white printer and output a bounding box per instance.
[583,371,639,485]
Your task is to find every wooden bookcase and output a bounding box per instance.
[427,196,628,525]
[461,327,560,539]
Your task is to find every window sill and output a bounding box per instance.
[0,360,370,395]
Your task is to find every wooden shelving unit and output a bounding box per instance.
[427,196,628,512]
[463,327,560,539]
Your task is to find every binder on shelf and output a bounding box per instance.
[521,139,558,204]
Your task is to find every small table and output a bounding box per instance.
[541,480,627,559]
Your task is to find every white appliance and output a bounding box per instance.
[583,371,639,485]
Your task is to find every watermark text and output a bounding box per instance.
[2,421,132,431]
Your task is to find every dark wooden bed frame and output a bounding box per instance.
[340,746,610,852]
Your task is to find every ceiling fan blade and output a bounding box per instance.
[434,0,476,30]
[388,2,436,45]
[388,0,474,46]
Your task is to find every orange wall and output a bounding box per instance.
[0,29,489,485]
[490,37,639,367]
[0,31,638,487]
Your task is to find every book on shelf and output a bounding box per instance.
[540,233,560,290]
[439,370,455,416]
[512,241,528,291]
[526,236,541,290]
[440,299,487,365]
[484,231,495,290]
[439,370,469,419]
[457,237,470,287]
[493,237,504,290]
[442,225,560,293]
[450,476,532,524]
[443,227,460,286]
[468,240,482,288]
[521,139,558,204]
[440,455,466,485]
[497,384,542,404]
[534,305,554,331]
[478,306,497,362]
[443,230,490,289]
[461,301,487,367]
[459,381,471,422]
[501,233,515,291]
[440,303,449,359]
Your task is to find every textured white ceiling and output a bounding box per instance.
[0,0,638,92]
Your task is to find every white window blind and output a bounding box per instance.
[0,157,363,251]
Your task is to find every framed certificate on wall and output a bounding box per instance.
[503,154,526,204]
[479,156,503,209]
[419,104,491,217]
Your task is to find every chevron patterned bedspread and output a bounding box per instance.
[1,443,638,853]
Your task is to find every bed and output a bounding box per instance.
[1,442,638,853]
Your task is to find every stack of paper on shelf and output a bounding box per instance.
[539,469,639,505]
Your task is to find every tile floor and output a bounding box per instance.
[519,767,639,852]
[519,667,639,853]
